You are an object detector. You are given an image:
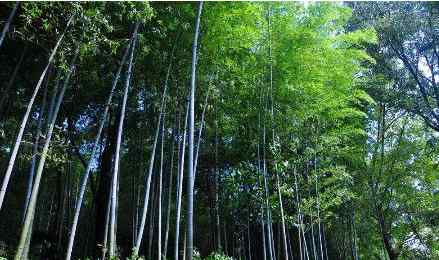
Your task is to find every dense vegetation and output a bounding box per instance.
[0,2,438,260]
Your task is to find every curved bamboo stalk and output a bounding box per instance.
[15,45,80,260]
[0,2,19,48]
[158,109,166,260]
[133,30,176,255]
[174,101,189,260]
[65,32,133,260]
[109,22,140,258]
[186,2,203,260]
[0,15,74,211]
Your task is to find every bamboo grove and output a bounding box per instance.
[0,2,438,260]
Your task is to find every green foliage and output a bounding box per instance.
[0,2,437,259]
[204,252,235,260]
[126,249,144,260]
[191,250,234,260]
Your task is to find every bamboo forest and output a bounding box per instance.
[0,1,438,260]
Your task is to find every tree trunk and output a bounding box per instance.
[262,125,274,260]
[134,31,176,256]
[183,229,187,260]
[323,224,328,260]
[223,221,228,255]
[163,106,179,259]
[134,172,141,246]
[275,172,288,260]
[247,213,252,260]
[135,178,141,242]
[310,196,317,260]
[21,215,34,260]
[262,215,267,260]
[294,168,303,260]
[352,211,359,260]
[22,74,48,222]
[0,15,74,211]
[378,211,399,260]
[109,22,139,258]
[160,39,180,257]
[266,5,288,259]
[56,163,69,256]
[134,94,161,255]
[46,75,60,127]
[102,184,113,260]
[193,88,209,181]
[0,1,19,48]
[302,219,310,260]
[147,179,158,260]
[186,3,203,260]
[257,115,266,260]
[277,223,281,260]
[286,228,293,260]
[175,102,189,260]
[214,118,221,252]
[65,28,133,260]
[163,125,176,259]
[95,107,117,258]
[158,111,166,260]
[315,175,324,260]
[15,46,79,260]
[270,220,276,260]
